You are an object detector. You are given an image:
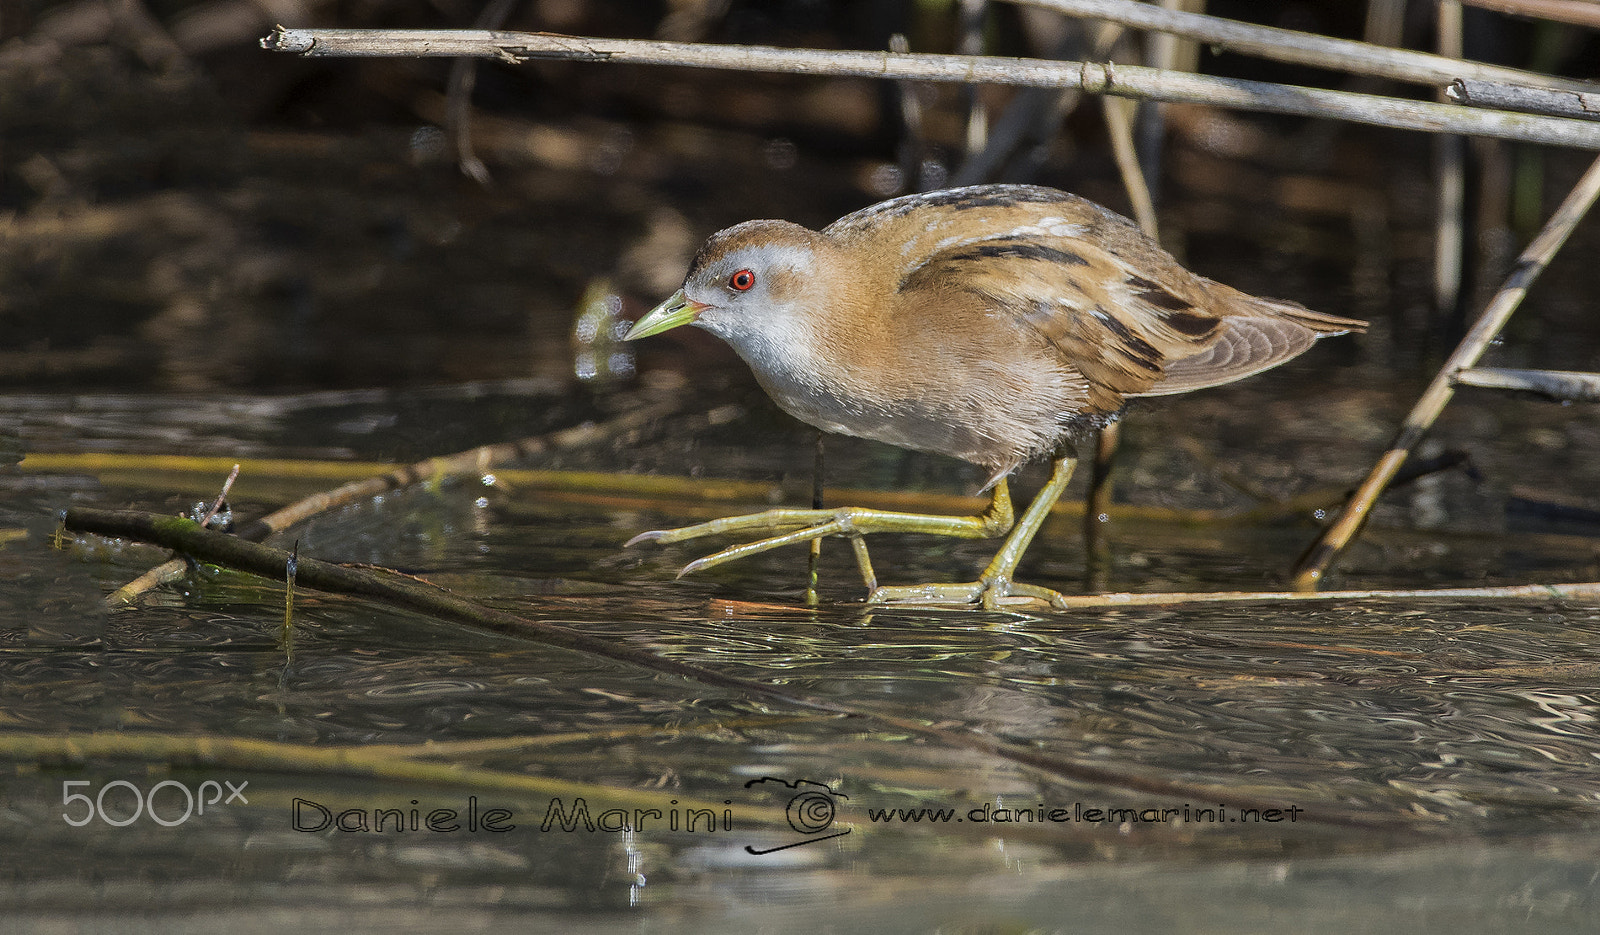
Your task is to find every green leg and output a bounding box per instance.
[627,480,1016,594]
[868,455,1078,610]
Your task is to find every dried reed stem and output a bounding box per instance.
[1460,0,1600,29]
[1014,0,1597,92]
[260,28,1600,149]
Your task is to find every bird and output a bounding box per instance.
[623,183,1364,609]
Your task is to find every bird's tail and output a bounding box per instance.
[1136,293,1366,397]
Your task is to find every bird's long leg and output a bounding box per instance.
[869,454,1078,610]
[626,481,1016,593]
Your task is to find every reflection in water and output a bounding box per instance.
[6,389,1600,930]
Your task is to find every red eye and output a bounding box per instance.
[729,269,756,291]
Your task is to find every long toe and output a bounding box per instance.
[869,579,1065,610]
[867,582,987,606]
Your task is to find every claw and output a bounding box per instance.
[679,556,716,577]
[624,530,666,548]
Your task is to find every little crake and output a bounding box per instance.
[624,184,1364,609]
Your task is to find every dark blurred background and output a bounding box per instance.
[4,0,1600,396]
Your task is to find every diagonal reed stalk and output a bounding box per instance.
[1292,153,1600,589]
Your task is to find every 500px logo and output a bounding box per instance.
[61,779,249,828]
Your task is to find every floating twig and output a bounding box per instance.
[21,449,1485,533]
[67,508,843,713]
[1038,581,1600,608]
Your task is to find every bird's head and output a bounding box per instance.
[624,220,832,361]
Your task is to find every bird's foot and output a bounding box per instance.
[627,510,864,582]
[868,576,1068,611]
[626,500,1013,593]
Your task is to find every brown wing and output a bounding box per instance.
[831,184,1363,412]
[1139,294,1364,397]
